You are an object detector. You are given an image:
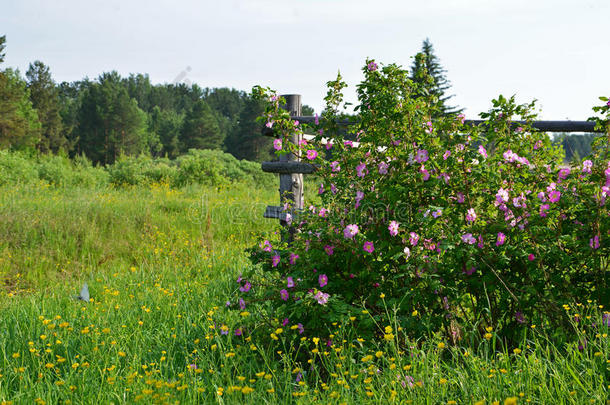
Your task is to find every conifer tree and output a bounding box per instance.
[76,72,148,164]
[224,95,272,162]
[410,38,461,117]
[180,99,223,152]
[0,37,41,149]
[26,61,67,153]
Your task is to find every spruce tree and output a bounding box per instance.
[410,38,461,117]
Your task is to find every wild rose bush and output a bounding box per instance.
[236,61,610,344]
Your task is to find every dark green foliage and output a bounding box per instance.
[410,38,461,117]
[203,87,245,153]
[0,69,41,149]
[0,36,41,149]
[180,99,223,152]
[148,106,183,158]
[57,80,89,152]
[203,87,245,121]
[123,73,154,112]
[75,71,149,164]
[0,35,293,163]
[26,61,67,153]
[224,95,273,162]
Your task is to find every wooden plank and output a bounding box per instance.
[464,120,598,133]
[266,116,601,133]
[262,161,319,174]
[264,205,286,220]
[289,116,356,126]
[264,205,302,220]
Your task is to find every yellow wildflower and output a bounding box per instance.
[504,397,518,405]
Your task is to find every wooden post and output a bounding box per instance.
[278,94,303,239]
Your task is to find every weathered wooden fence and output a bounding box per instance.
[261,94,603,232]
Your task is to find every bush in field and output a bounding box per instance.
[0,148,274,189]
[0,150,38,185]
[236,61,610,345]
[173,149,275,188]
[173,150,227,187]
[0,150,108,187]
[108,155,177,186]
[37,153,108,187]
[70,154,110,187]
[108,150,275,187]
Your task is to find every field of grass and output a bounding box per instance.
[0,180,608,404]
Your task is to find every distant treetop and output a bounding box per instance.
[410,38,462,117]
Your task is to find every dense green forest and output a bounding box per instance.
[0,35,598,165]
[0,35,315,164]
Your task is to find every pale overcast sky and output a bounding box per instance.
[2,0,608,119]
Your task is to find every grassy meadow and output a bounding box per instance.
[0,167,608,404]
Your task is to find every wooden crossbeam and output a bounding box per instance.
[266,117,601,133]
[263,206,303,220]
[263,205,286,220]
[262,161,319,174]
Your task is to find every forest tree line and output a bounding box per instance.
[0,35,598,165]
[0,36,317,165]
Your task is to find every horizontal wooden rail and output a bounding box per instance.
[262,161,319,174]
[264,206,289,220]
[279,116,601,133]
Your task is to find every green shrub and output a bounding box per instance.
[71,154,109,187]
[174,149,274,188]
[108,155,177,186]
[0,148,273,189]
[36,153,108,187]
[173,150,226,187]
[0,150,38,186]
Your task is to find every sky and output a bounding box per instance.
[2,0,609,120]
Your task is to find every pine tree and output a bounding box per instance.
[410,38,461,117]
[0,36,40,149]
[203,87,245,152]
[224,95,273,162]
[148,106,183,158]
[0,69,41,149]
[0,36,42,150]
[76,72,148,164]
[180,100,223,152]
[26,61,67,153]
